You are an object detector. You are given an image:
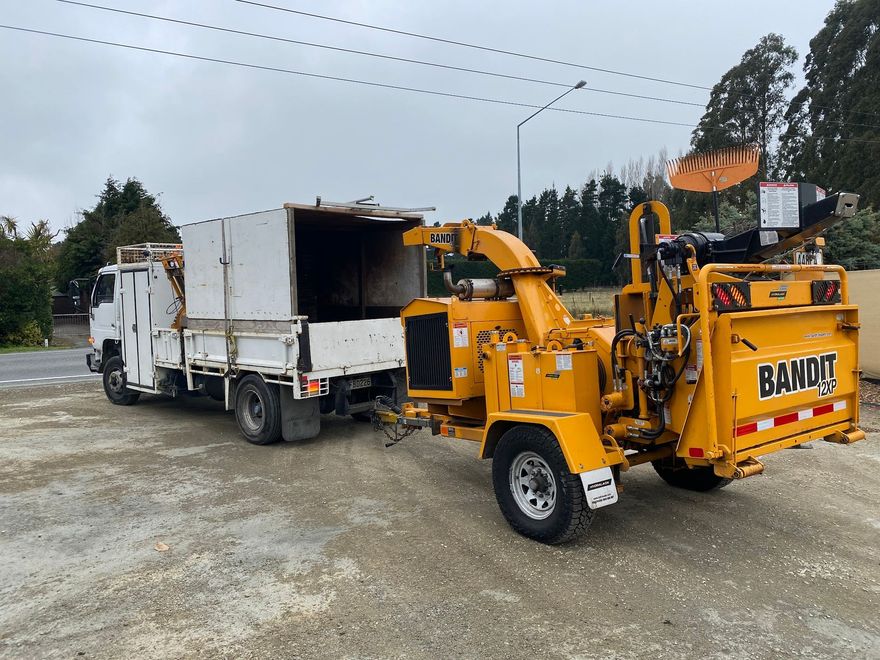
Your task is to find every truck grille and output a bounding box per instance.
[405,313,452,390]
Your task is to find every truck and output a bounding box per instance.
[86,200,427,443]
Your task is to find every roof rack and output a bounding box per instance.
[117,243,183,265]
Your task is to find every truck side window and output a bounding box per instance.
[93,273,116,306]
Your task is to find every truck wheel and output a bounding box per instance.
[102,356,140,406]
[652,458,732,492]
[234,375,282,445]
[491,425,594,544]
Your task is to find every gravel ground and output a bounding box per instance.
[0,381,878,659]
[860,378,880,406]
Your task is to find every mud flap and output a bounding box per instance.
[280,387,321,442]
[579,466,619,510]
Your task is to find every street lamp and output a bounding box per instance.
[516,80,587,242]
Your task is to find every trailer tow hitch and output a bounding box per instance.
[371,396,421,447]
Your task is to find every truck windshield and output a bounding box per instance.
[92,273,115,306]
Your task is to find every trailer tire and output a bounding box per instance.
[651,459,732,492]
[492,425,593,544]
[102,356,140,406]
[234,375,282,445]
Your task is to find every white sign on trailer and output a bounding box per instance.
[759,182,800,229]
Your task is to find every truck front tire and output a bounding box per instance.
[234,375,282,445]
[491,425,594,544]
[102,356,140,406]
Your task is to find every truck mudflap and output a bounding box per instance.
[678,302,862,476]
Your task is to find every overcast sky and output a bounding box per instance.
[1,0,835,234]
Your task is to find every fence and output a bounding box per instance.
[52,313,89,327]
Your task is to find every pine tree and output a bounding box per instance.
[57,177,180,288]
[692,33,798,178]
[779,0,880,208]
[567,230,584,259]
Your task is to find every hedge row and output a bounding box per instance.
[425,257,611,296]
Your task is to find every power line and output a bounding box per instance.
[235,0,880,124]
[0,24,697,128]
[3,23,880,146]
[235,0,711,92]
[54,0,705,109]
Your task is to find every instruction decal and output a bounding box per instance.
[508,354,525,398]
[454,367,468,379]
[759,182,800,229]
[452,322,469,348]
[555,353,573,371]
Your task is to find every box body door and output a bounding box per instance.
[120,269,154,388]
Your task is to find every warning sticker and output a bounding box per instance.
[454,367,468,379]
[452,322,469,348]
[759,230,779,247]
[555,353,573,371]
[695,339,704,373]
[656,233,679,244]
[759,182,800,229]
[508,355,524,384]
[685,364,698,384]
[510,383,525,398]
[580,467,619,510]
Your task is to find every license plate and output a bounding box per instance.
[351,376,372,390]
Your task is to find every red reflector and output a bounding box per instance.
[688,448,705,458]
[774,412,799,426]
[736,422,758,436]
[813,403,834,416]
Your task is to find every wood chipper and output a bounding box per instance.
[375,182,865,544]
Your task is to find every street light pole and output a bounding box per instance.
[516,80,586,242]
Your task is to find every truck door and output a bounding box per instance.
[90,270,117,349]
[119,269,154,388]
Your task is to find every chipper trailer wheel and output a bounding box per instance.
[492,425,594,544]
[651,457,732,492]
[234,374,282,445]
[102,355,140,406]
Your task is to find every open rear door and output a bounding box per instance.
[119,268,154,389]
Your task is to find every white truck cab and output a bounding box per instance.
[86,265,121,374]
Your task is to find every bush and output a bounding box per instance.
[6,320,44,346]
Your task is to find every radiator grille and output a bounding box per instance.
[405,313,452,390]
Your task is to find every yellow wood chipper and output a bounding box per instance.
[375,185,866,544]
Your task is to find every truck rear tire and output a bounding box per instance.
[102,356,140,406]
[491,425,593,544]
[651,458,732,492]
[234,375,282,445]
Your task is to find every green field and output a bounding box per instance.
[559,287,616,318]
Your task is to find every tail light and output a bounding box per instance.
[711,282,751,311]
[811,280,841,305]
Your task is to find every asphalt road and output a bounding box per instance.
[0,348,97,388]
[0,381,878,658]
